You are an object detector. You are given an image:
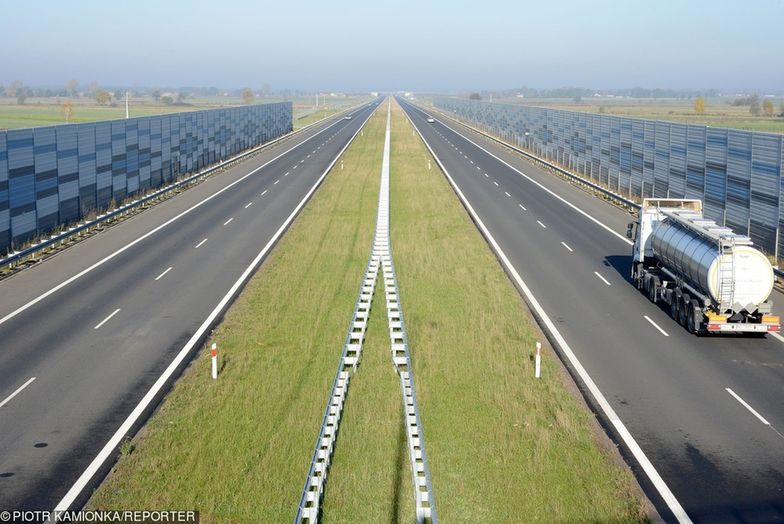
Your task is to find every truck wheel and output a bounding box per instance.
[679,295,691,327]
[648,277,658,303]
[670,295,679,320]
[688,304,703,335]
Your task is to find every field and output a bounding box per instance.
[418,95,784,134]
[86,100,647,522]
[0,95,369,130]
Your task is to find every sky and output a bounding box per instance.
[1,0,782,92]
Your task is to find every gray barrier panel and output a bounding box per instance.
[435,97,784,257]
[0,102,292,254]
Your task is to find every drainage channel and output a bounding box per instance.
[295,100,437,523]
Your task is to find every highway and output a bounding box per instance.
[399,97,784,523]
[0,99,380,510]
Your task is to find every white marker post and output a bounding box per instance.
[341,160,344,170]
[211,343,218,380]
[535,342,541,379]
[428,159,431,171]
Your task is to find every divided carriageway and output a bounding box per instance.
[400,97,784,524]
[0,100,381,510]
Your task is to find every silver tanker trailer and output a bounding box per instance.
[629,199,779,334]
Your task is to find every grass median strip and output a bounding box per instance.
[87,106,385,521]
[388,100,648,522]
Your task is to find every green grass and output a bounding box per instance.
[495,96,784,134]
[294,107,351,130]
[86,100,647,523]
[0,95,371,130]
[86,105,385,521]
[319,280,415,522]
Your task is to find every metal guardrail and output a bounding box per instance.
[295,252,381,522]
[295,100,436,523]
[0,101,370,273]
[376,102,436,522]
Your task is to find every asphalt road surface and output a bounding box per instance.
[399,97,784,524]
[0,99,381,510]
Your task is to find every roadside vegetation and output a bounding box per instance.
[0,94,369,130]
[87,99,647,522]
[417,94,784,134]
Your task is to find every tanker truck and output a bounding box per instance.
[629,199,779,334]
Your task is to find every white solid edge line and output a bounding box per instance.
[93,308,121,330]
[0,376,36,408]
[643,315,670,336]
[54,99,379,513]
[194,238,207,249]
[725,388,770,425]
[0,109,357,329]
[223,218,234,226]
[561,241,573,252]
[154,267,173,281]
[405,102,692,524]
[413,104,633,247]
[594,271,612,286]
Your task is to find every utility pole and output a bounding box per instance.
[125,91,129,119]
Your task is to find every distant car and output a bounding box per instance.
[344,115,352,120]
[427,118,435,123]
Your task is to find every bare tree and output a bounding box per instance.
[16,85,29,105]
[62,100,74,123]
[241,88,254,104]
[749,95,761,116]
[6,80,23,97]
[66,79,79,97]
